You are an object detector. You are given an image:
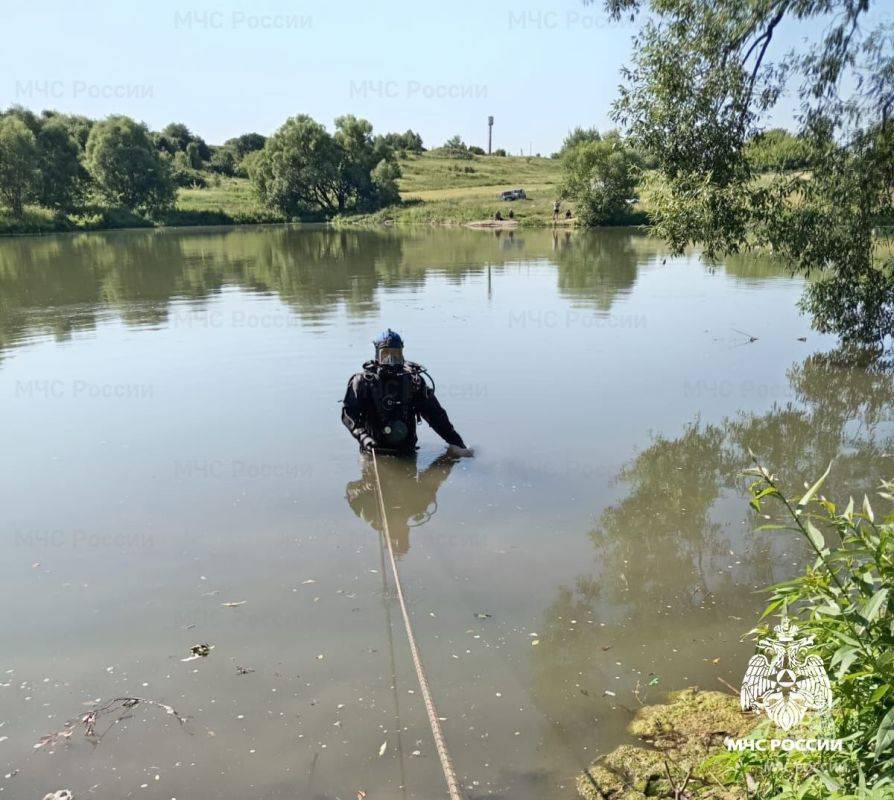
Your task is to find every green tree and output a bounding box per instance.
[439,134,473,160]
[185,140,202,169]
[158,122,192,153]
[560,133,640,225]
[209,147,237,176]
[745,128,811,172]
[377,130,424,153]
[224,132,266,158]
[333,114,399,212]
[558,126,601,156]
[35,117,88,213]
[251,115,341,217]
[85,116,175,216]
[370,159,401,207]
[156,123,209,161]
[1,105,41,135]
[0,116,39,218]
[168,150,206,188]
[604,0,894,342]
[252,114,399,217]
[333,115,376,208]
[50,113,94,151]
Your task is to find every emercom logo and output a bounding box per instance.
[726,617,842,753]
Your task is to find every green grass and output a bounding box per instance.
[0,178,282,235]
[399,151,561,193]
[344,151,569,227]
[174,176,284,224]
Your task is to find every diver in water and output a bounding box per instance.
[341,329,472,456]
[345,452,459,555]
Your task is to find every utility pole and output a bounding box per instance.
[487,116,493,154]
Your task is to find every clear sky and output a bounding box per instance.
[3,0,881,153]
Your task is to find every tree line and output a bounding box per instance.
[0,106,425,222]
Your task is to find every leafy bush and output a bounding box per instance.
[435,135,474,159]
[209,147,237,176]
[376,129,423,153]
[168,151,207,188]
[560,133,641,225]
[712,463,894,798]
[369,158,401,207]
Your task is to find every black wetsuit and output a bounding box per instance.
[341,360,466,454]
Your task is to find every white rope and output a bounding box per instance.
[371,449,465,800]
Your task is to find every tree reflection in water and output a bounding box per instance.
[528,346,894,780]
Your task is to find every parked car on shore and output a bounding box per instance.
[499,188,527,201]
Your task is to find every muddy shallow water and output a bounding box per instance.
[1,226,891,799]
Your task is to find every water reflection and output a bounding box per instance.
[527,346,894,771]
[0,227,692,358]
[345,452,459,557]
[3,224,890,800]
[552,228,653,312]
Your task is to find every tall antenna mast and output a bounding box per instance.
[487,116,494,154]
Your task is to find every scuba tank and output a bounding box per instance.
[362,360,431,451]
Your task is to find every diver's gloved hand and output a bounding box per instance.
[360,434,378,451]
[446,444,474,458]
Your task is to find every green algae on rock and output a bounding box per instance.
[577,689,754,800]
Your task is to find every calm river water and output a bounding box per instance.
[1,226,892,799]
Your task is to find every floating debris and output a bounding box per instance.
[221,601,247,608]
[36,697,188,748]
[42,791,73,800]
[236,665,255,675]
[181,643,213,662]
[474,612,492,619]
[378,740,387,757]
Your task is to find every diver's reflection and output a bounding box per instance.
[345,451,459,556]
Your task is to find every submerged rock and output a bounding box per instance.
[577,688,754,800]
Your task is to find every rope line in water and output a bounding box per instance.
[371,449,465,800]
[378,524,409,799]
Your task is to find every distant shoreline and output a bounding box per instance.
[0,216,651,239]
[0,151,649,237]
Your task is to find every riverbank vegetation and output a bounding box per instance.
[604,0,894,344]
[0,106,822,236]
[0,106,574,232]
[577,465,894,800]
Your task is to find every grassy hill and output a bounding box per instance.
[343,150,566,226]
